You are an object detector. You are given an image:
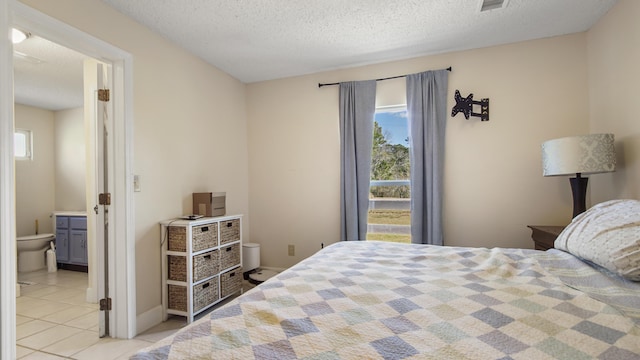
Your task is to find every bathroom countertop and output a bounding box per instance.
[52,211,87,217]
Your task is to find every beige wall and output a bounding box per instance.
[587,0,640,202]
[21,0,250,317]
[15,105,86,235]
[54,107,86,211]
[247,33,590,268]
[14,104,55,237]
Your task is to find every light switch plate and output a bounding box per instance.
[133,175,141,192]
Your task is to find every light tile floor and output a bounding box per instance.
[17,269,255,359]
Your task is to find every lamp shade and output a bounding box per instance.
[542,133,616,176]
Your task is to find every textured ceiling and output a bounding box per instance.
[14,0,617,110]
[13,35,89,111]
[101,0,617,83]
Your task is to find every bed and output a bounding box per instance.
[132,199,640,359]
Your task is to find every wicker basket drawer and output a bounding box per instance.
[220,243,240,271]
[167,226,187,252]
[193,249,219,282]
[167,284,187,312]
[193,277,219,312]
[192,223,218,252]
[169,251,219,282]
[219,219,240,245]
[220,267,242,298]
[168,255,187,282]
[168,277,220,313]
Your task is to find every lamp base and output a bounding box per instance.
[569,175,588,218]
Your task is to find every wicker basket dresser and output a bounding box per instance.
[160,215,243,323]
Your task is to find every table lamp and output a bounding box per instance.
[542,133,616,218]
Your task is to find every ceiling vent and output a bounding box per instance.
[480,0,510,12]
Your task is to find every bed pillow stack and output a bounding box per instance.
[555,199,640,281]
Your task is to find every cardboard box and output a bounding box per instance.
[193,192,226,217]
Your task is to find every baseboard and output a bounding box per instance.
[261,266,286,273]
[136,305,163,335]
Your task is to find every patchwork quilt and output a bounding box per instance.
[132,241,640,359]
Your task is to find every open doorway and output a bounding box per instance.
[13,30,104,341]
[14,29,96,289]
[1,2,136,358]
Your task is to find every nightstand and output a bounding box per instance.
[527,225,565,251]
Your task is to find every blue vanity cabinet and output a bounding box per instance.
[69,217,88,264]
[55,215,88,267]
[55,217,69,263]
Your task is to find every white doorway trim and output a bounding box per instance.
[1,1,136,357]
[0,1,17,359]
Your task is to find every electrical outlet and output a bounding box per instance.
[288,244,295,256]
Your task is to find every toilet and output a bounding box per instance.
[17,233,55,272]
[242,242,278,284]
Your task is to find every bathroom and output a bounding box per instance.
[15,104,87,274]
[14,32,93,287]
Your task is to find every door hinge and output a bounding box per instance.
[98,88,110,102]
[99,193,111,206]
[99,298,112,311]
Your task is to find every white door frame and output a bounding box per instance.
[0,1,17,359]
[0,1,136,358]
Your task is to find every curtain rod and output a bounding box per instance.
[318,67,452,88]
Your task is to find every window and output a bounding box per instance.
[14,129,32,160]
[367,106,411,243]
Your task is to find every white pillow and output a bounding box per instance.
[555,199,640,281]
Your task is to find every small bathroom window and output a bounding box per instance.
[14,129,32,160]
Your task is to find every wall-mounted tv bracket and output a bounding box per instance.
[451,90,489,121]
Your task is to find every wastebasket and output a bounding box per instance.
[46,241,57,273]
